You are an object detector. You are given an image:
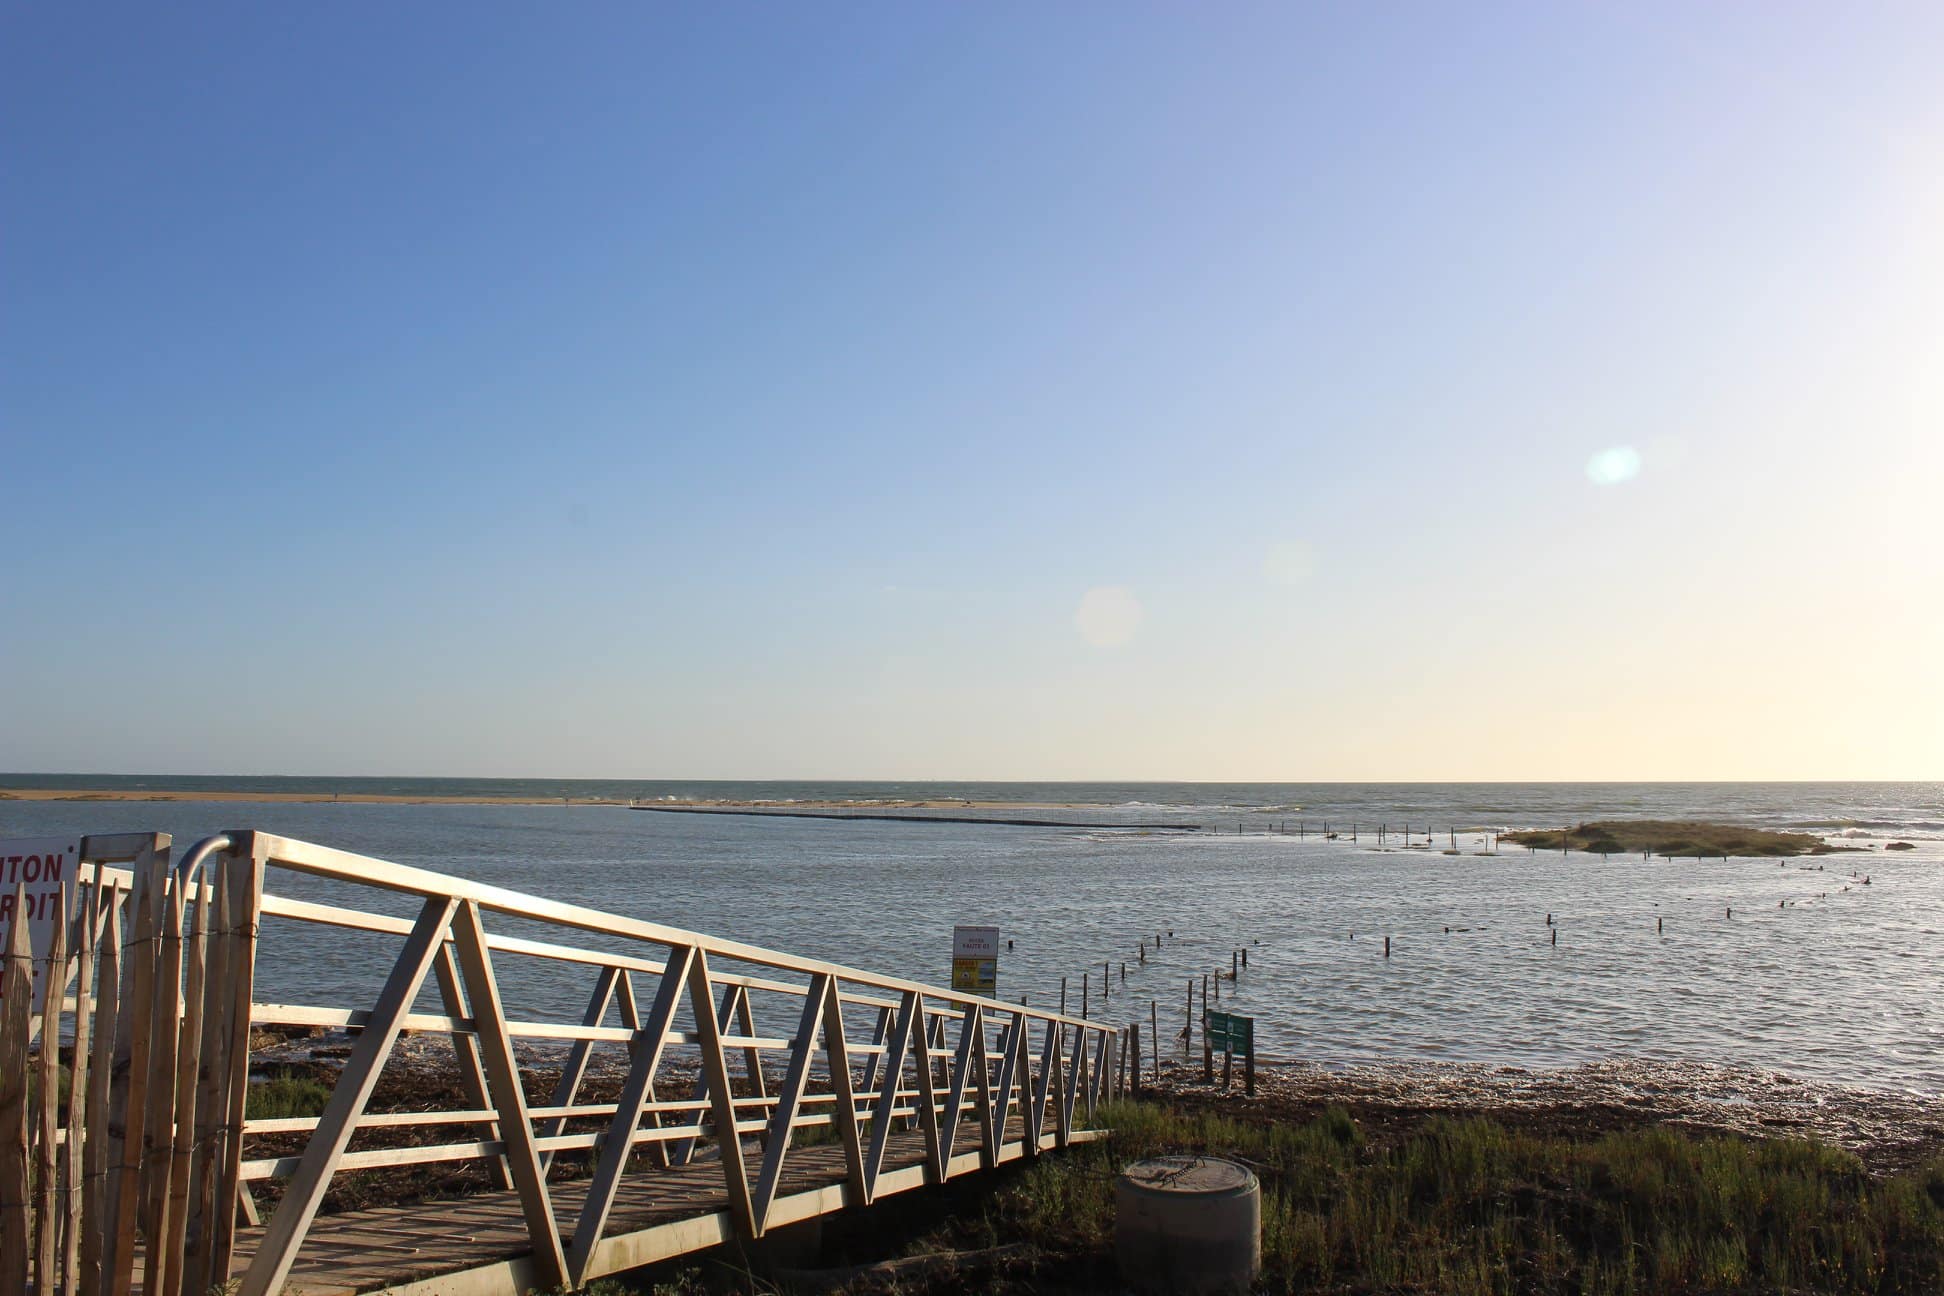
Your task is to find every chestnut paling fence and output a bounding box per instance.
[0,831,1127,1295]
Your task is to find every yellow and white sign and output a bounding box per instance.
[950,924,999,993]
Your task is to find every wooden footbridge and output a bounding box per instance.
[0,832,1128,1295]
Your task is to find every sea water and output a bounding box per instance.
[2,781,1938,1091]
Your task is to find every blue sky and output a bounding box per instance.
[4,4,1940,779]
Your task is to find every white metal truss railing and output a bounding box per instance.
[189,832,1128,1295]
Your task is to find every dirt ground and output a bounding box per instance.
[1146,1054,1944,1174]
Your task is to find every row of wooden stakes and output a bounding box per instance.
[0,856,260,1296]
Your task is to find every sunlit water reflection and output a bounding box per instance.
[5,785,1938,1093]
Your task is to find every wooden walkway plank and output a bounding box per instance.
[206,1118,1106,1296]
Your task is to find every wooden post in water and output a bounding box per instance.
[1552,928,1558,947]
[1129,1022,1141,1098]
[1081,973,1088,1020]
[1230,949,1238,980]
[1657,916,1663,934]
[1060,977,1067,1015]
[1183,981,1192,1055]
[1201,979,1212,1081]
[1149,1000,1160,1084]
[1241,946,1248,969]
[1383,936,1391,958]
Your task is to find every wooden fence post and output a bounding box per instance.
[63,884,100,1296]
[35,884,68,1292]
[141,882,185,1296]
[82,884,123,1295]
[1,883,34,1293]
[181,863,233,1296]
[210,846,263,1286]
[157,881,209,1296]
[108,856,165,1296]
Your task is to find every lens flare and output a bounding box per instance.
[1586,445,1643,485]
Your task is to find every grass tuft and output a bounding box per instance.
[247,1072,334,1121]
[983,1100,1944,1294]
[1500,820,1841,858]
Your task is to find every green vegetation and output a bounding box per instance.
[1501,820,1840,858]
[979,1101,1944,1295]
[246,1071,334,1121]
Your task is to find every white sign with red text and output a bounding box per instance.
[0,836,81,1008]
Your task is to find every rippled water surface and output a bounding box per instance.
[4,782,1939,1092]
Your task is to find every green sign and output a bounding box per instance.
[1207,1010,1253,1055]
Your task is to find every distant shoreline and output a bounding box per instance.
[0,786,1101,810]
[629,804,1193,829]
